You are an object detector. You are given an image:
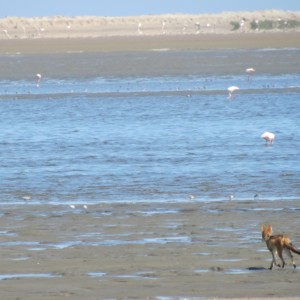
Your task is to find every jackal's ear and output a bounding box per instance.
[261,224,266,231]
[267,224,272,233]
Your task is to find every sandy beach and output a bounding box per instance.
[1,32,300,55]
[1,200,300,299]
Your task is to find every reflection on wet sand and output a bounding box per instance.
[0,200,300,299]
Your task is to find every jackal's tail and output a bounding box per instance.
[286,243,300,255]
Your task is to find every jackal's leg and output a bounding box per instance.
[269,251,280,270]
[277,248,285,268]
[284,249,296,269]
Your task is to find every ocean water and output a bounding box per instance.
[0,48,300,205]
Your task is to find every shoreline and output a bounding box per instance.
[0,38,299,80]
[0,199,300,299]
[1,10,300,54]
[0,32,300,54]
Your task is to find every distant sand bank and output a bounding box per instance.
[1,32,300,54]
[0,10,300,54]
[0,10,300,39]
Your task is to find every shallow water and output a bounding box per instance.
[0,48,300,205]
[0,273,62,280]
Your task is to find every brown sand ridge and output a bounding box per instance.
[0,10,300,53]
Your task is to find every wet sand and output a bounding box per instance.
[1,33,300,82]
[1,32,300,83]
[1,32,300,54]
[0,199,300,299]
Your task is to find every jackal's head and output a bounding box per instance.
[261,224,272,241]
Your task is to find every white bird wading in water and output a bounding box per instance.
[246,68,255,80]
[227,86,239,99]
[261,131,275,145]
[36,73,42,87]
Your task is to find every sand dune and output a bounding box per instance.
[0,10,300,39]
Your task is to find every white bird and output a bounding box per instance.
[3,29,11,39]
[36,73,42,87]
[22,195,32,201]
[261,131,275,145]
[227,86,239,99]
[246,68,255,73]
[246,68,255,80]
[137,23,142,34]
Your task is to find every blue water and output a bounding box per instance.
[0,50,300,204]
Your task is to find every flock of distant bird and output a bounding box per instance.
[228,67,275,146]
